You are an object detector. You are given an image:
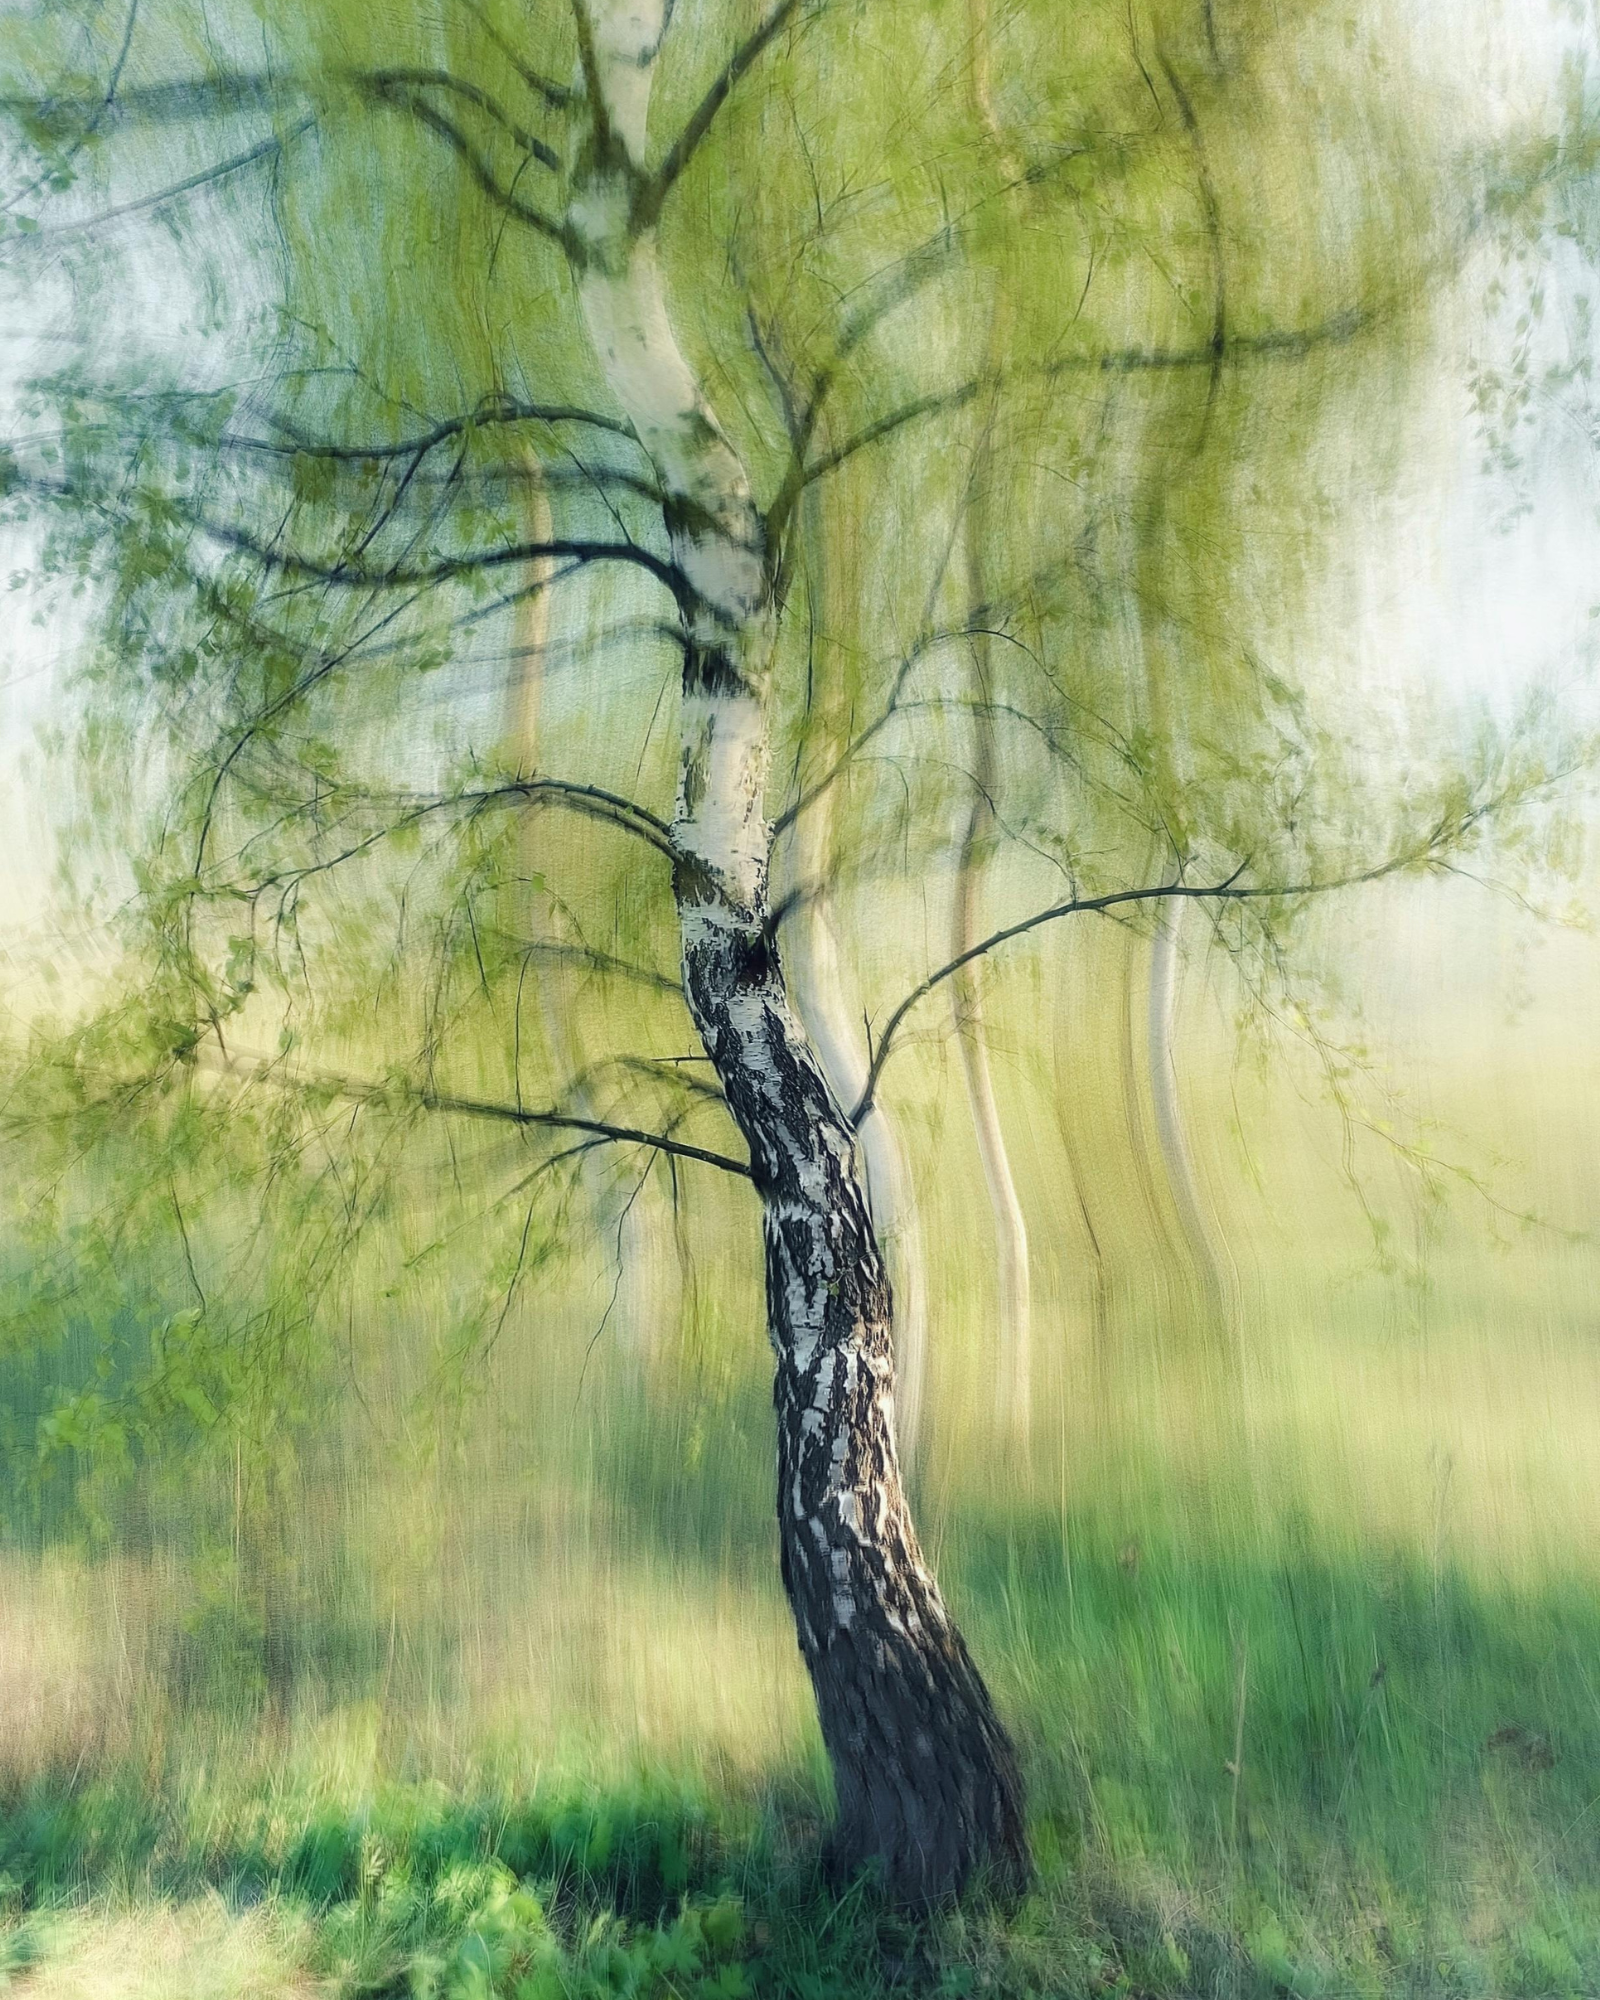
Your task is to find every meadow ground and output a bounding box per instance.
[4,971,1599,1997]
[6,1299,1600,2000]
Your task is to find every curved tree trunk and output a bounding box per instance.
[565,0,1027,1901]
[1146,903,1229,1333]
[785,871,930,1459]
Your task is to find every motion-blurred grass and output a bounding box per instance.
[4,892,1600,1995]
[7,1319,1600,1995]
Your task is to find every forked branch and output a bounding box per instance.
[641,0,808,223]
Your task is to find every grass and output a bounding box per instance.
[5,1498,1600,1998]
[4,1017,1599,1997]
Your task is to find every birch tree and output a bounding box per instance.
[1,0,1591,1905]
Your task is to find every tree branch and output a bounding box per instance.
[358,68,561,171]
[17,119,313,241]
[775,306,1380,520]
[210,1049,752,1177]
[364,82,569,242]
[853,869,1250,1123]
[849,776,1571,1124]
[566,0,611,159]
[215,392,637,460]
[192,510,680,595]
[212,773,680,898]
[641,0,807,222]
[440,776,680,861]
[459,0,576,112]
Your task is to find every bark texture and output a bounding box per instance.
[685,920,1028,1903]
[565,0,1027,1901]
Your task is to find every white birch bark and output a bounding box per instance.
[561,0,1027,1898]
[1146,901,1229,1332]
[950,637,1032,1442]
[785,865,929,1457]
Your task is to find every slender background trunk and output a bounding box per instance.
[785,452,928,1459]
[505,451,668,1361]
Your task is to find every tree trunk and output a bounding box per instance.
[1146,903,1229,1335]
[684,920,1028,1902]
[958,15,1035,1440]
[952,525,1031,1442]
[566,0,1027,1902]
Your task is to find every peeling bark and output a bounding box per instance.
[564,0,1027,1899]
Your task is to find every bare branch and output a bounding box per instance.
[216,392,638,460]
[364,82,568,242]
[850,768,1579,1124]
[566,0,611,157]
[642,0,808,222]
[16,119,313,241]
[357,68,560,171]
[436,776,680,861]
[854,869,1250,1123]
[211,773,680,899]
[189,506,680,595]
[774,306,1380,522]
[459,0,576,112]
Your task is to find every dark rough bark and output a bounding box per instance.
[680,902,1030,1905]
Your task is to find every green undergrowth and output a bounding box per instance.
[5,1520,1600,1995]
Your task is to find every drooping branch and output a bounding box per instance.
[459,0,576,113]
[776,306,1382,522]
[763,224,969,552]
[357,69,561,172]
[359,79,568,242]
[399,1088,752,1178]
[12,461,680,594]
[182,391,637,461]
[18,120,314,241]
[180,501,680,596]
[438,776,680,861]
[4,61,571,240]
